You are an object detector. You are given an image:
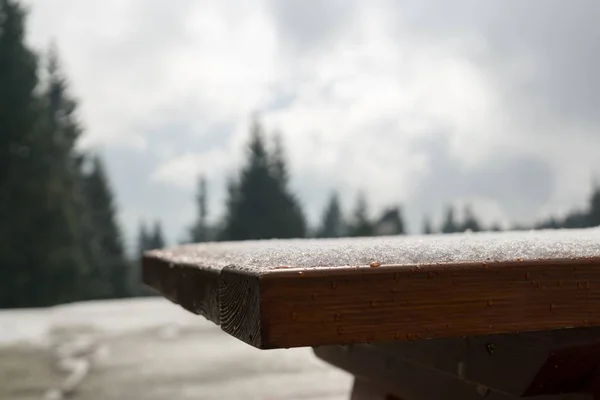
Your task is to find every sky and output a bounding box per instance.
[23,0,600,250]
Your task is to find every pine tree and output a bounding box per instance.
[37,46,91,303]
[588,186,600,227]
[461,204,481,232]
[422,216,433,234]
[347,192,374,237]
[0,3,90,307]
[441,205,458,234]
[221,119,306,240]
[149,220,165,249]
[562,210,588,229]
[82,156,131,298]
[0,0,42,307]
[189,175,209,242]
[137,221,150,258]
[133,220,157,297]
[317,191,344,238]
[269,132,306,238]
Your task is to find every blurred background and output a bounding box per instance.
[1,0,600,398]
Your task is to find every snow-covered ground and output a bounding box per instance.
[0,298,353,400]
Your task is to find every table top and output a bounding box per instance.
[143,228,600,349]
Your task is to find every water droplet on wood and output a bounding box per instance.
[487,300,493,307]
[370,261,381,268]
[334,313,341,321]
[291,312,298,321]
[370,300,377,308]
[331,281,337,289]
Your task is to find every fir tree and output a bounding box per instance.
[588,185,600,227]
[269,132,306,238]
[221,119,306,240]
[189,175,209,242]
[137,221,150,258]
[562,210,588,229]
[347,192,374,237]
[0,3,88,307]
[461,204,481,232]
[317,191,344,238]
[149,220,165,249]
[422,216,433,234]
[0,0,43,307]
[37,46,91,303]
[441,205,458,234]
[134,220,155,296]
[82,156,130,298]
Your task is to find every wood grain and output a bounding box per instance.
[141,229,600,349]
[142,256,221,324]
[258,258,600,348]
[219,266,263,347]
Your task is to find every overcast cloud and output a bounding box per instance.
[23,0,600,249]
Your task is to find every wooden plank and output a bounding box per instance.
[142,228,600,349]
[313,344,590,400]
[142,256,221,324]
[374,327,600,397]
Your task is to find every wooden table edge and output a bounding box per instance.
[143,255,600,350]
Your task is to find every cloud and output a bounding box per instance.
[23,0,600,244]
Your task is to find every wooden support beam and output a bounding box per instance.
[313,330,600,400]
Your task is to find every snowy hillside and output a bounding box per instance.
[0,298,352,400]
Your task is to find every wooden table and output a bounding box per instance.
[143,228,600,399]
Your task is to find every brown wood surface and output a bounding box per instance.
[372,327,600,397]
[349,378,404,400]
[142,228,600,349]
[314,344,590,400]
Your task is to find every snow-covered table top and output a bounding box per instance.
[143,228,600,349]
